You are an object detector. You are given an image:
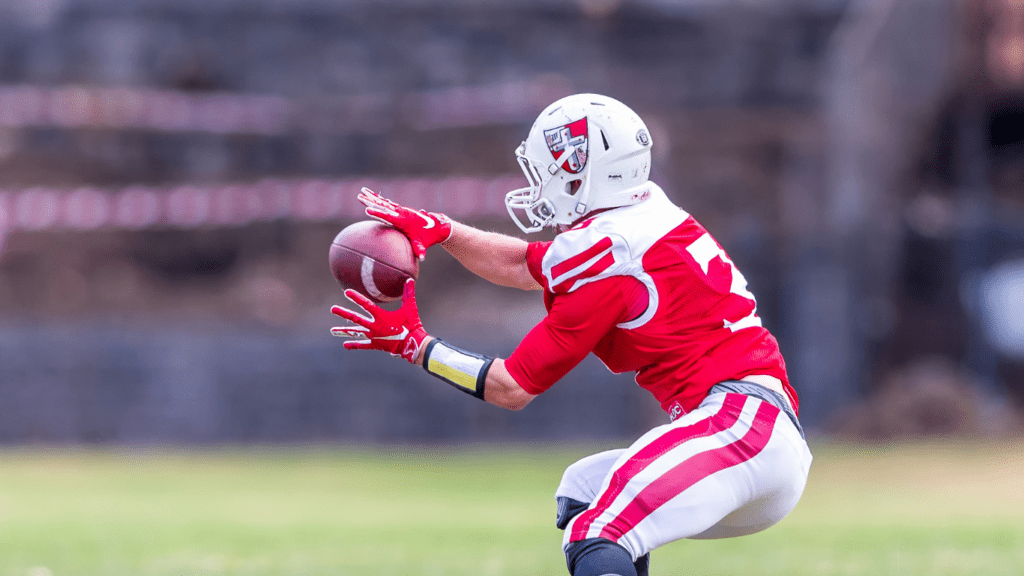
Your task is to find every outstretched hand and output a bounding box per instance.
[358,187,452,261]
[331,279,429,364]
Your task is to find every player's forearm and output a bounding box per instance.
[482,360,536,410]
[441,222,541,290]
[415,336,536,411]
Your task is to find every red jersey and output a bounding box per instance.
[504,184,797,418]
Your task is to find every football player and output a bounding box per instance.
[331,93,813,576]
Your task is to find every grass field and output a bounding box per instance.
[0,440,1021,576]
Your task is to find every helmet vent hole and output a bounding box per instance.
[601,130,610,151]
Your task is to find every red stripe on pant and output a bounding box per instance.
[598,400,780,542]
[568,394,748,542]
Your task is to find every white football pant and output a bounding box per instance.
[557,392,813,560]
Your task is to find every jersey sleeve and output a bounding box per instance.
[525,240,552,291]
[504,276,633,395]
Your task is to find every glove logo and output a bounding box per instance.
[378,326,409,341]
[544,117,589,174]
[414,211,436,229]
[400,336,421,363]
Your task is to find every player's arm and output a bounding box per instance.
[331,277,632,411]
[329,279,536,411]
[357,188,540,291]
[440,222,540,291]
[412,279,633,407]
[412,337,536,410]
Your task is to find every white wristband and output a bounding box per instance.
[422,339,493,400]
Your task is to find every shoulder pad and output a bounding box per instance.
[539,187,689,294]
[541,226,630,294]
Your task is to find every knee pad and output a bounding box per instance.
[564,538,637,576]
[555,496,590,530]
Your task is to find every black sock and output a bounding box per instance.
[564,538,638,576]
[633,552,650,576]
[555,496,591,530]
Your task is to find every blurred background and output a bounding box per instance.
[0,0,1022,445]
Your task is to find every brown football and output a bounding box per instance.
[329,220,419,303]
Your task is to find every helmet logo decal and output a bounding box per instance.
[543,118,589,174]
[636,129,650,146]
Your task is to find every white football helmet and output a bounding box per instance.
[506,93,653,233]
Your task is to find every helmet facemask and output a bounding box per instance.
[506,141,594,233]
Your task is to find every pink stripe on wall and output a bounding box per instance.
[0,175,522,233]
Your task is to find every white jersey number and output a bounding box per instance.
[685,233,762,332]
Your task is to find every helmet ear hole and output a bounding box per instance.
[567,179,582,196]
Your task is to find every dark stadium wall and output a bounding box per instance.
[16,0,1009,442]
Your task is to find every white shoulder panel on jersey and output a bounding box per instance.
[540,183,689,329]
